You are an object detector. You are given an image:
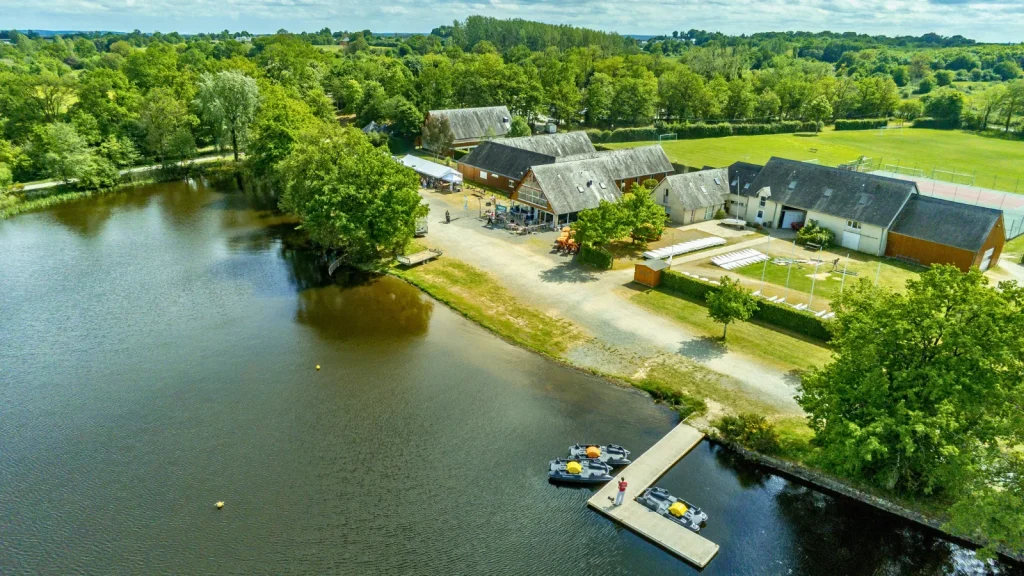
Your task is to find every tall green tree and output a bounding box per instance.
[194,71,260,161]
[620,181,666,244]
[34,122,92,184]
[421,114,454,156]
[798,267,1024,495]
[138,88,195,163]
[706,276,757,340]
[278,124,426,262]
[572,200,627,247]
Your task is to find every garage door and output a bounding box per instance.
[980,247,995,271]
[781,210,806,230]
[841,231,861,251]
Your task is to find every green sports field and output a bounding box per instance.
[604,128,1024,193]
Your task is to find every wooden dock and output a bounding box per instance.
[587,424,719,568]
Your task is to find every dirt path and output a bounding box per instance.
[419,190,802,412]
[19,153,235,192]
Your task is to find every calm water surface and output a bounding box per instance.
[1,177,1018,575]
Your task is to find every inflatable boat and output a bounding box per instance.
[568,443,632,467]
[635,487,708,533]
[548,458,614,484]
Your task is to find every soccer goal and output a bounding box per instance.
[658,133,677,142]
[884,164,925,177]
[877,125,904,136]
[932,169,976,186]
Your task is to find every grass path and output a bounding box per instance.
[630,288,833,373]
[606,128,1024,193]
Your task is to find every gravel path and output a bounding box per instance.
[419,190,802,412]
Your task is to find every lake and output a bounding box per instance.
[0,176,1016,575]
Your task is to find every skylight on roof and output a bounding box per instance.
[577,186,585,193]
[743,183,750,189]
[823,188,833,197]
[788,181,798,190]
[600,182,607,189]
[714,178,721,185]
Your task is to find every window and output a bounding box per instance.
[759,196,767,207]
[663,190,669,204]
[508,180,515,188]
[756,210,764,219]
[705,206,714,220]
[480,171,488,180]
[846,220,862,230]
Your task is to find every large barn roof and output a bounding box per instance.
[654,169,730,211]
[459,131,595,180]
[527,146,673,215]
[428,106,512,142]
[890,195,1002,252]
[748,157,917,228]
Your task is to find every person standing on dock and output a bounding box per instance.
[614,477,627,506]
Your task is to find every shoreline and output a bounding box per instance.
[1,159,237,220]
[389,259,1023,566]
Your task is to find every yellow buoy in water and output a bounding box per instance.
[316,365,321,371]
[216,501,225,509]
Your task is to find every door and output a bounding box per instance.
[781,210,806,230]
[841,231,861,251]
[755,210,764,225]
[980,247,994,271]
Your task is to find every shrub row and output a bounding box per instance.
[834,118,889,130]
[578,243,613,269]
[585,121,824,144]
[659,270,832,341]
[912,116,958,130]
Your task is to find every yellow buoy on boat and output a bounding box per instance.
[216,501,225,509]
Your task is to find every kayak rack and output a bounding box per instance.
[587,424,719,568]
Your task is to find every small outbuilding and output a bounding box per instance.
[634,259,670,288]
[885,195,1005,271]
[650,168,729,225]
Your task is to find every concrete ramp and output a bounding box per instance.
[587,424,719,568]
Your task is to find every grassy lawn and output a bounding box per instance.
[630,288,832,373]
[605,128,1024,193]
[1002,234,1024,262]
[393,258,581,357]
[732,251,924,302]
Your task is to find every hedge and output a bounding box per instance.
[578,244,613,269]
[659,270,832,341]
[912,116,958,130]
[586,121,823,144]
[834,118,888,130]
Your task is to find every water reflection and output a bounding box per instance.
[774,483,968,575]
[295,275,433,340]
[47,186,152,236]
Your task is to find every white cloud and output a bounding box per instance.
[1,0,1021,42]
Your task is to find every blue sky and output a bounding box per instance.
[3,0,1022,43]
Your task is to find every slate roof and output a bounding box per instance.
[653,169,730,211]
[526,146,673,215]
[459,132,595,180]
[427,106,512,142]
[748,157,917,228]
[728,161,763,197]
[890,195,1002,252]
[493,131,595,157]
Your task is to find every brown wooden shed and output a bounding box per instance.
[885,196,1005,272]
[634,259,670,288]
